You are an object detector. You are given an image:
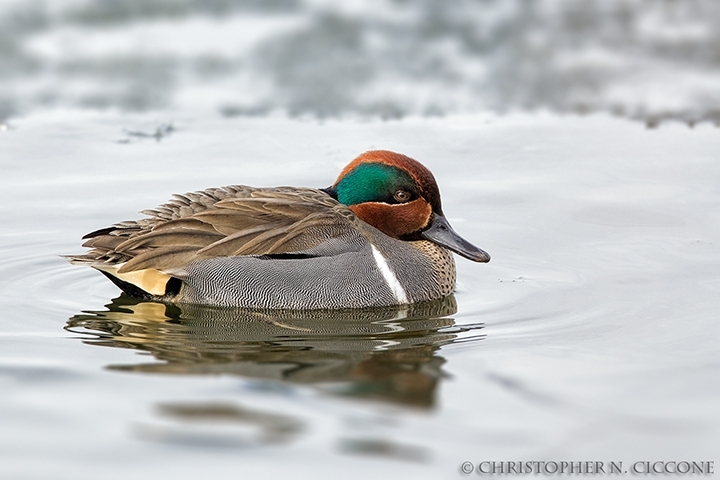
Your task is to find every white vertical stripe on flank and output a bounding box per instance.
[371,245,409,304]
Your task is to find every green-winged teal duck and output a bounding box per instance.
[69,150,490,308]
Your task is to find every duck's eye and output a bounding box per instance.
[393,190,411,203]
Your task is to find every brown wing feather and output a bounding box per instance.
[115,228,225,251]
[194,223,283,257]
[117,246,200,273]
[72,185,362,274]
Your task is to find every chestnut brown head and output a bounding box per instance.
[326,150,490,262]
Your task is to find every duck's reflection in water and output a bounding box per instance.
[66,295,484,408]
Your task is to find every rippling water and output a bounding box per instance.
[1,1,720,478]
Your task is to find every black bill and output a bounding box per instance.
[420,214,491,263]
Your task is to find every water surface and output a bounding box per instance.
[1,112,719,479]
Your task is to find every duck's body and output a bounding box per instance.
[69,151,489,309]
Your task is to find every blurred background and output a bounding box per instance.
[1,0,719,125]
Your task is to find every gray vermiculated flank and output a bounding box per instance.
[179,244,397,309]
[176,231,457,309]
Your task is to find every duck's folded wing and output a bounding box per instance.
[71,186,365,275]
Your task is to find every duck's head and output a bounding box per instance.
[323,150,490,262]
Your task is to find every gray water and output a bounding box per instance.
[1,1,719,479]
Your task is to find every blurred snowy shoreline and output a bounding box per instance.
[1,0,719,126]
